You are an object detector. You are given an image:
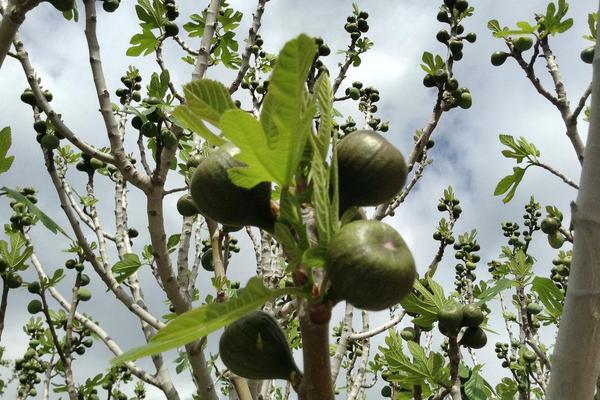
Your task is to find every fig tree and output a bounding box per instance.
[325,220,416,311]
[219,311,300,380]
[190,144,275,231]
[337,130,408,208]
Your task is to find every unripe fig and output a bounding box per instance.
[219,311,300,380]
[325,220,416,311]
[190,144,275,231]
[337,130,407,208]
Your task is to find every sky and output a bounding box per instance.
[0,0,595,398]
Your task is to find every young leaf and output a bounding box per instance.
[112,277,305,364]
[494,167,527,203]
[313,73,333,159]
[221,109,286,187]
[259,34,317,182]
[531,276,564,318]
[127,28,157,57]
[176,80,237,128]
[0,127,14,174]
[465,367,494,400]
[112,253,143,284]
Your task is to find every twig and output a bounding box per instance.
[530,160,579,189]
[347,311,370,400]
[572,83,592,121]
[163,186,188,196]
[39,290,78,400]
[229,0,267,94]
[173,35,199,56]
[349,311,405,341]
[156,37,184,102]
[0,280,8,340]
[331,303,354,382]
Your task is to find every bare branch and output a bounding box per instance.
[349,311,405,341]
[331,303,353,382]
[530,160,579,189]
[0,0,40,70]
[572,83,592,122]
[347,311,370,400]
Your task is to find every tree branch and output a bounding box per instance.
[82,0,151,190]
[192,0,222,81]
[229,0,267,94]
[530,160,579,189]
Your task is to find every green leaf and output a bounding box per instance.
[380,331,450,387]
[222,110,285,187]
[1,187,71,239]
[127,28,157,57]
[259,34,317,183]
[177,80,237,128]
[308,134,331,248]
[494,167,526,203]
[496,377,518,400]
[531,276,564,318]
[171,107,225,146]
[475,278,512,304]
[0,127,14,174]
[465,367,493,400]
[487,19,502,33]
[0,230,32,270]
[313,73,333,159]
[112,277,304,364]
[112,254,143,284]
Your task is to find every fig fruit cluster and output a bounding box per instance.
[438,302,487,349]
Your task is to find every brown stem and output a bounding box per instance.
[0,279,8,340]
[296,299,334,400]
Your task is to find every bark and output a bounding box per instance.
[192,0,221,81]
[0,280,8,340]
[546,7,600,398]
[297,299,334,400]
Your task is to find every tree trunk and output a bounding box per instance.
[546,5,600,398]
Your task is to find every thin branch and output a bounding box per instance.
[349,311,405,341]
[39,290,78,400]
[229,0,267,94]
[331,303,353,383]
[375,156,429,220]
[82,0,151,190]
[163,186,188,196]
[12,36,115,165]
[173,35,199,56]
[572,83,592,121]
[530,160,579,189]
[347,311,370,400]
[0,280,8,340]
[156,37,184,102]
